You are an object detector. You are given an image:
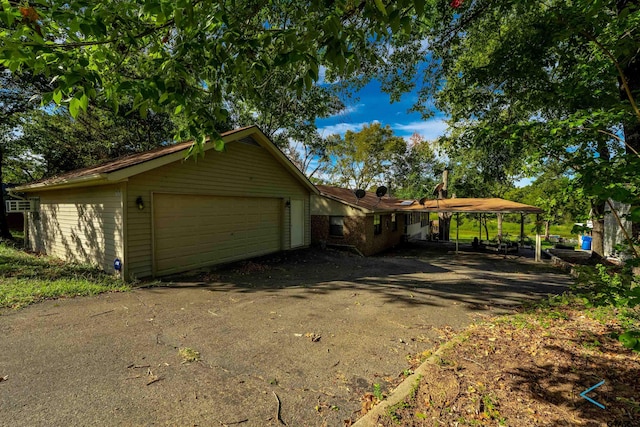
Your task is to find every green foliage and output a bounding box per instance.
[0,0,428,148]
[373,383,384,401]
[325,122,408,189]
[0,242,129,309]
[574,263,640,351]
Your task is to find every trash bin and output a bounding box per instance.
[581,235,592,250]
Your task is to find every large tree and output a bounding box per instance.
[0,0,426,146]
[325,122,407,190]
[0,69,52,239]
[372,0,640,256]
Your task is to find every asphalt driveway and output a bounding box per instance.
[0,247,571,426]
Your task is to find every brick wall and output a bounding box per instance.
[311,213,404,256]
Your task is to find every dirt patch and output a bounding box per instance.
[375,303,640,426]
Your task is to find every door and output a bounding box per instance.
[153,194,281,275]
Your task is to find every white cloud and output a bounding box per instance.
[318,66,327,85]
[318,120,379,137]
[392,119,449,141]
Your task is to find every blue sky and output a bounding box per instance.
[315,79,534,187]
[316,79,448,141]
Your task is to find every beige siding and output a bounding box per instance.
[27,185,124,273]
[126,140,310,278]
[311,195,366,217]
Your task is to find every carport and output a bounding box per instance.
[408,198,545,261]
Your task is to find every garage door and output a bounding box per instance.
[153,194,282,275]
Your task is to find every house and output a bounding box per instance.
[12,126,317,279]
[312,187,546,259]
[311,185,430,256]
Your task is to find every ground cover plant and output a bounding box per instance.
[0,242,129,309]
[371,271,640,426]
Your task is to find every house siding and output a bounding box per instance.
[126,140,310,279]
[311,213,405,256]
[27,184,124,273]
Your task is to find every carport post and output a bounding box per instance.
[535,213,542,262]
[479,213,482,240]
[455,212,459,254]
[520,214,525,248]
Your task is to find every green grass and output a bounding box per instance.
[0,242,130,309]
[444,216,575,244]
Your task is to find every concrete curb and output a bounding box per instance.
[352,329,473,426]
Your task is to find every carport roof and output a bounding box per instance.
[403,198,544,214]
[316,186,543,214]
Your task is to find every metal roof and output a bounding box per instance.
[316,185,543,214]
[405,197,544,214]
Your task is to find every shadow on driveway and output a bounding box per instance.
[0,246,571,426]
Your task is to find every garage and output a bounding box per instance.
[16,126,316,279]
[153,194,282,275]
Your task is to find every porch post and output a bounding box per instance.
[535,213,542,262]
[456,212,460,254]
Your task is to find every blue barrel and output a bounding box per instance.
[581,235,592,250]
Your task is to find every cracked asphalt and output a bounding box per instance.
[0,245,571,426]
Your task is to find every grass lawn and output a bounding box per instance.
[434,216,578,249]
[0,241,129,309]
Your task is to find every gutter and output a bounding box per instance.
[13,173,110,192]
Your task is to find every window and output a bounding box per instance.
[329,216,344,236]
[374,214,382,235]
[420,213,428,227]
[391,213,397,231]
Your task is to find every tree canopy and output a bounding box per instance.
[0,0,427,148]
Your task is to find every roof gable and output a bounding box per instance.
[315,185,402,213]
[15,126,317,194]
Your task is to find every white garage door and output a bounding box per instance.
[153,194,282,275]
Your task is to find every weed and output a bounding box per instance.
[581,339,602,350]
[386,401,410,424]
[480,394,506,425]
[178,347,200,363]
[373,383,384,401]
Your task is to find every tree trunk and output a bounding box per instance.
[618,0,640,244]
[544,221,550,240]
[437,169,450,241]
[483,216,489,240]
[438,213,451,241]
[591,200,606,257]
[0,147,15,240]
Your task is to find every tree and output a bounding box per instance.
[0,69,53,239]
[390,132,441,199]
[10,102,176,181]
[325,122,407,190]
[373,0,640,256]
[0,0,426,147]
